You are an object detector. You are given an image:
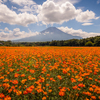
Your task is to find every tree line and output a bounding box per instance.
[1,36,100,46]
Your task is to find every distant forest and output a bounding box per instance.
[1,36,100,46]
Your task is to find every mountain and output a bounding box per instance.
[13,27,82,42]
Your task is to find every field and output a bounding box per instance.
[0,47,100,100]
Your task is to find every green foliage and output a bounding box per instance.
[94,36,100,46]
[85,41,93,46]
[1,36,100,46]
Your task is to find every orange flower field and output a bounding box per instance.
[0,47,100,100]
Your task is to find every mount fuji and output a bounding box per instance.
[13,27,82,42]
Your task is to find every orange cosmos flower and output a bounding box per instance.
[89,87,93,92]
[37,88,43,93]
[8,89,12,93]
[23,91,28,95]
[12,80,18,85]
[17,69,19,71]
[3,79,9,82]
[29,85,34,89]
[46,84,49,86]
[59,91,65,96]
[3,83,10,89]
[42,96,46,100]
[62,69,67,74]
[88,78,93,80]
[9,68,14,72]
[19,86,21,89]
[91,96,96,100]
[0,76,4,79]
[50,78,54,81]
[71,78,76,83]
[39,77,45,83]
[78,83,85,87]
[26,88,33,93]
[48,89,52,93]
[43,91,47,95]
[78,77,83,81]
[20,74,25,77]
[95,79,98,82]
[16,90,22,96]
[4,95,11,100]
[73,85,78,90]
[0,84,2,87]
[67,88,70,91]
[7,72,10,74]
[76,93,79,96]
[85,98,89,100]
[86,92,91,96]
[14,73,19,78]
[47,74,50,77]
[30,69,35,74]
[21,79,27,84]
[0,93,5,99]
[57,75,62,80]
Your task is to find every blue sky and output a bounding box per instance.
[0,0,100,40]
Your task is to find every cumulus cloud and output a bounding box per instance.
[37,1,81,25]
[4,27,9,31]
[10,0,36,6]
[10,0,38,13]
[0,0,99,26]
[0,27,40,40]
[97,0,100,4]
[0,0,7,3]
[18,5,38,13]
[3,0,7,3]
[82,23,93,26]
[0,4,38,26]
[50,0,81,5]
[76,10,98,23]
[12,6,17,10]
[58,26,100,38]
[37,0,99,25]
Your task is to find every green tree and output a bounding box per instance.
[85,41,93,46]
[94,37,100,46]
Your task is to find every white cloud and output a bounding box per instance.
[0,27,40,40]
[10,0,38,13]
[12,6,17,9]
[77,7,85,10]
[50,0,81,5]
[37,0,99,25]
[37,1,81,25]
[0,0,7,3]
[10,0,36,6]
[18,5,38,13]
[95,17,100,20]
[58,26,100,38]
[0,4,38,26]
[82,23,93,26]
[76,10,98,23]
[0,0,2,3]
[0,0,99,26]
[4,27,9,31]
[97,0,100,4]
[2,0,7,3]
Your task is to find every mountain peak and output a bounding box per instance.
[46,27,57,30]
[41,27,62,34]
[13,27,82,42]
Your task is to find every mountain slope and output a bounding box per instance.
[13,27,82,42]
